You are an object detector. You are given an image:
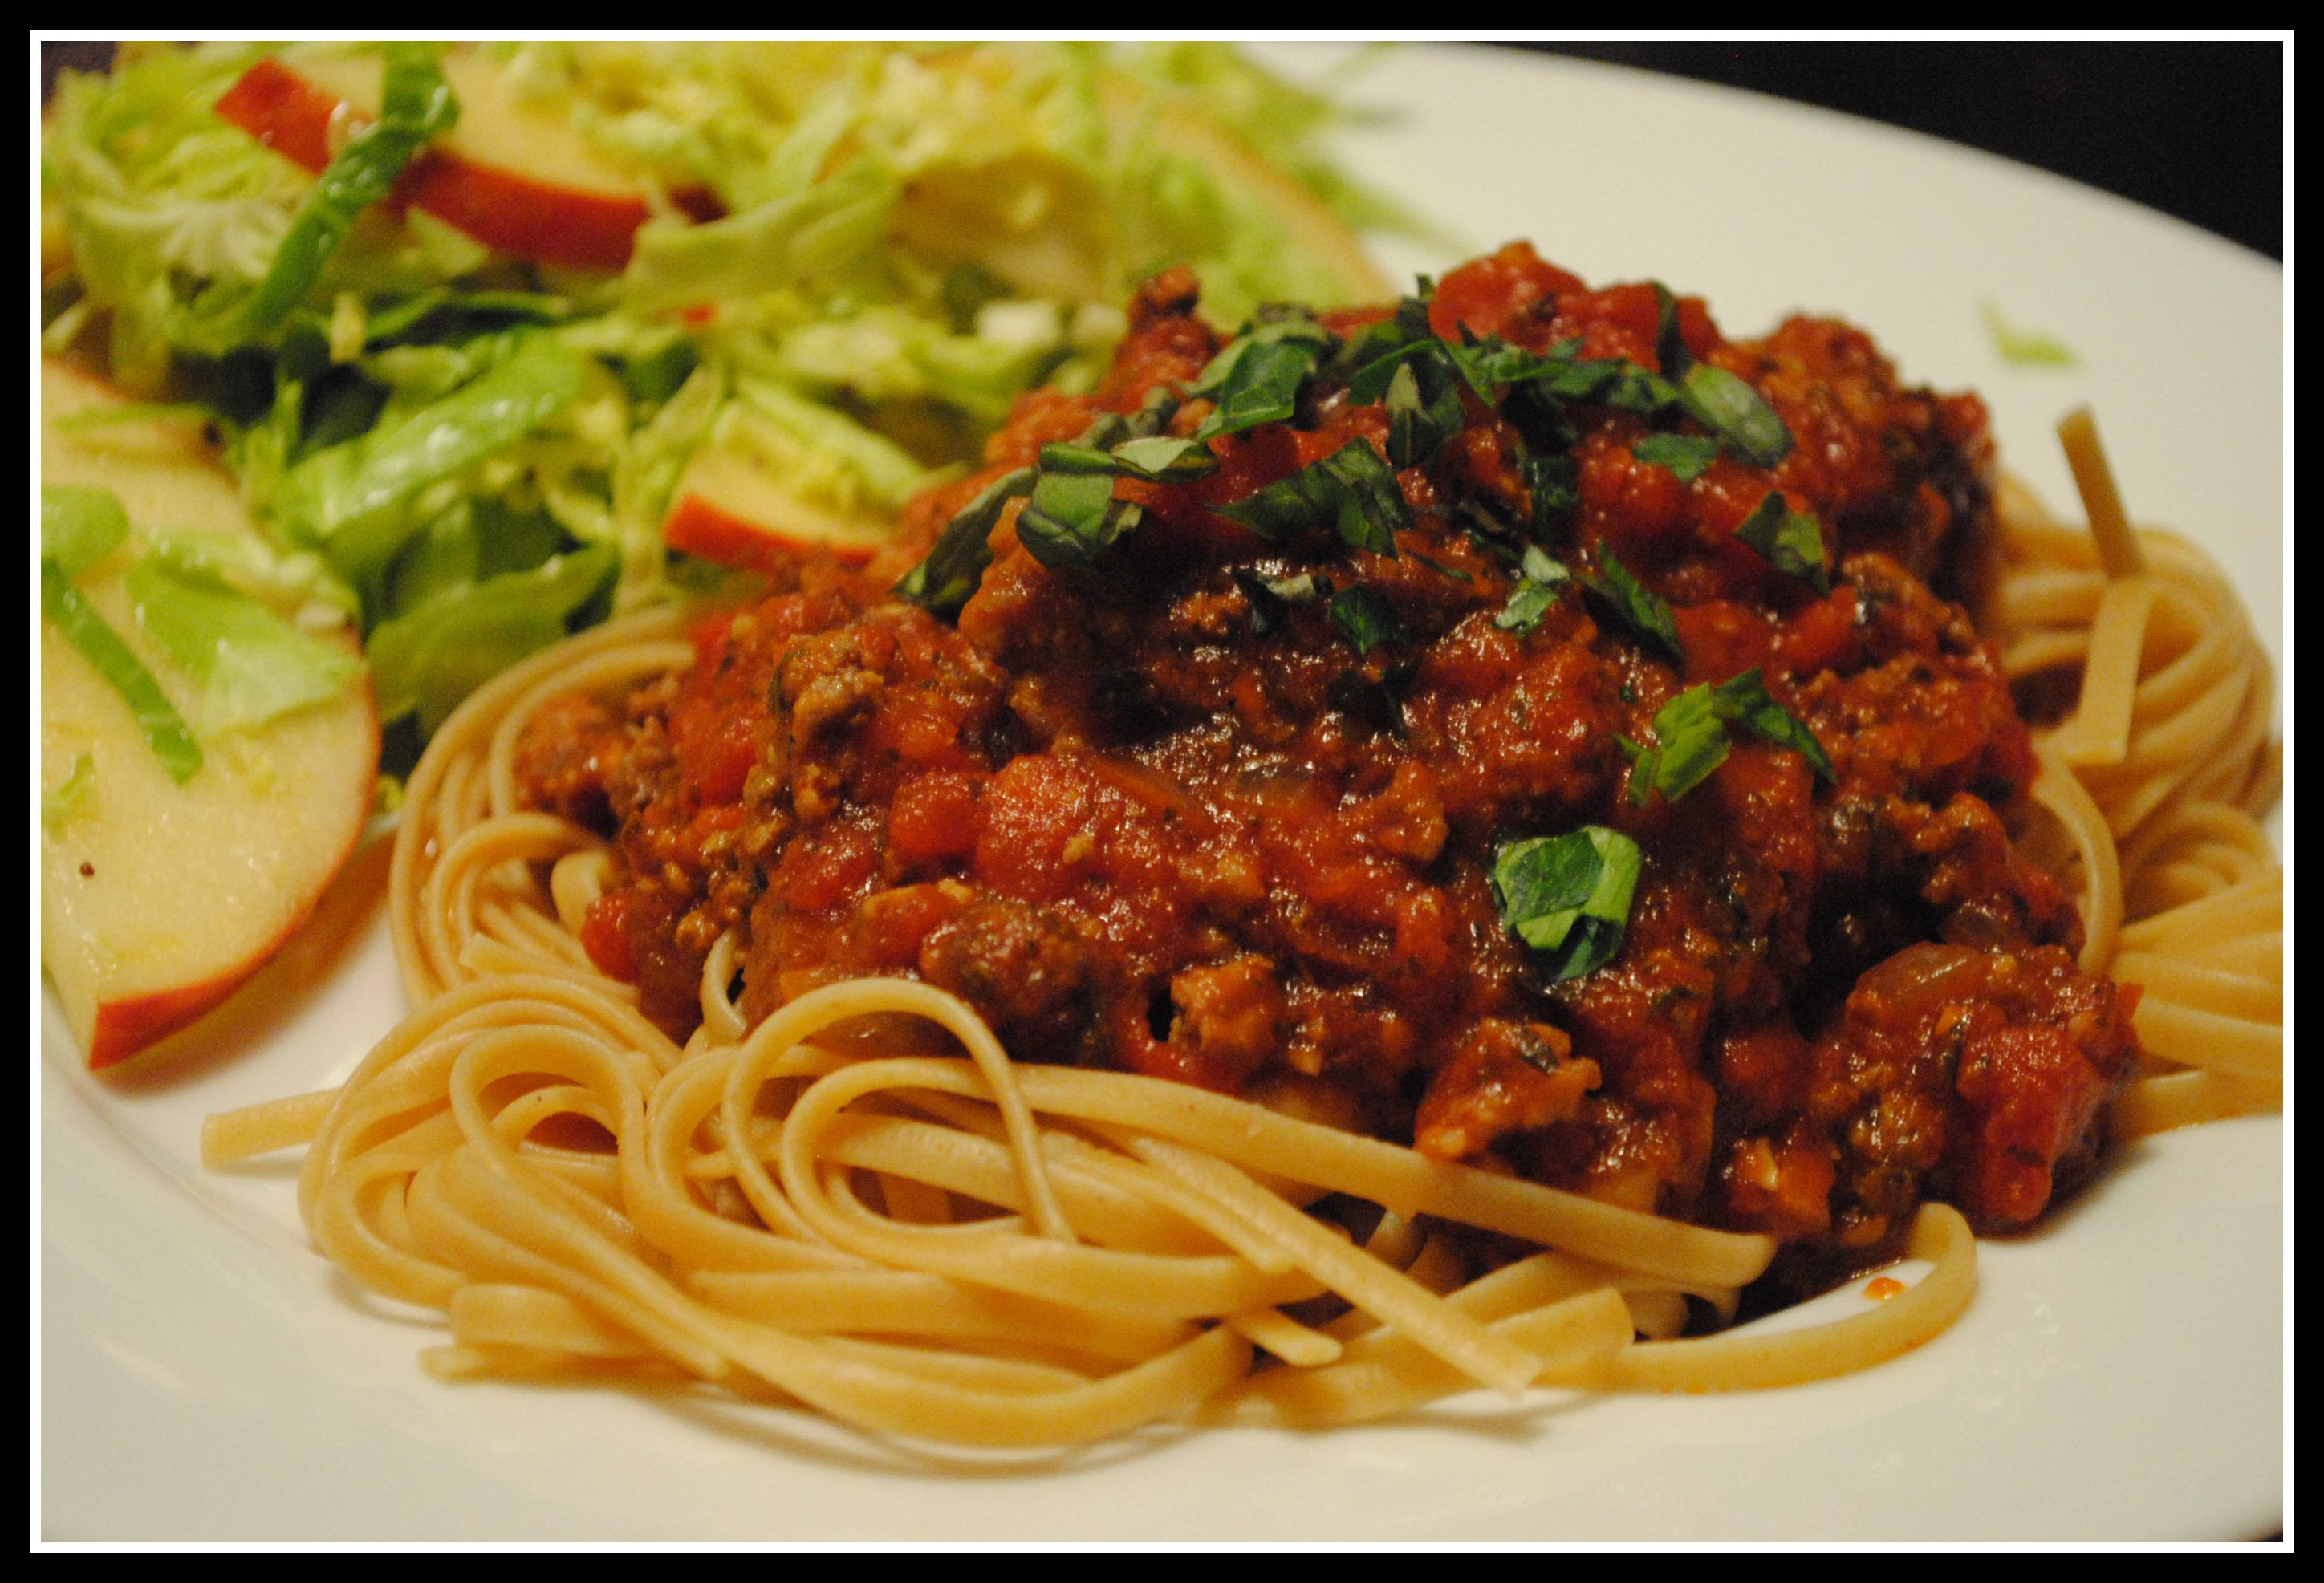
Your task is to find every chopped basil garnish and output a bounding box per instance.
[1632,433,1721,485]
[1677,363,1793,468]
[1492,826,1643,980]
[1040,436,1217,483]
[1327,656,1419,741]
[1339,295,1439,398]
[1383,359,1465,469]
[1327,586,1402,654]
[1495,546,1573,635]
[1218,438,1408,554]
[1015,469,1141,572]
[1711,668,1835,781]
[1619,667,1834,806]
[1652,282,1692,376]
[896,465,1033,612]
[1579,546,1684,664]
[1192,312,1339,440]
[1618,684,1733,806]
[1232,568,1331,635]
[1521,449,1580,529]
[1538,355,1682,418]
[1107,435,1218,481]
[1034,441,1119,475]
[1407,550,1474,584]
[1732,490,1830,592]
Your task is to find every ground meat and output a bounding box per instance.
[918,897,1094,1061]
[511,245,2140,1265]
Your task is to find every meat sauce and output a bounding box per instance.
[516,244,2138,1275]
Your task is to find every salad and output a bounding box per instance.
[41,40,1405,754]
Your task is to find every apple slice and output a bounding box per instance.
[41,359,382,1069]
[215,49,666,274]
[663,416,899,571]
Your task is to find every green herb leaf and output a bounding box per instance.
[1218,438,1409,554]
[1632,433,1721,485]
[1327,585,1401,654]
[1541,357,1682,417]
[41,562,202,783]
[1015,469,1142,571]
[1579,546,1684,664]
[1036,442,1120,475]
[1732,491,1831,592]
[1491,826,1643,980]
[42,753,97,834]
[1041,435,1220,484]
[1111,435,1217,481]
[40,485,132,578]
[1382,358,1465,469]
[1191,312,1338,440]
[1494,546,1573,635]
[1443,332,1562,400]
[1677,363,1793,468]
[1710,668,1835,781]
[1335,294,1437,397]
[1652,282,1692,376]
[1231,569,1331,636]
[896,466,1034,613]
[1408,550,1474,584]
[1619,684,1733,806]
[1621,668,1834,805]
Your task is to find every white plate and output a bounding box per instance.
[39,44,2285,1540]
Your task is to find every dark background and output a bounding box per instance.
[1504,40,2283,261]
[43,40,2285,262]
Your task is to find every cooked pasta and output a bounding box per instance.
[203,289,2277,1451]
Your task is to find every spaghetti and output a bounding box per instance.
[204,601,1993,1447]
[1999,412,2283,1139]
[202,393,2278,1451]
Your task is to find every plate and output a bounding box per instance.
[39,43,2284,1540]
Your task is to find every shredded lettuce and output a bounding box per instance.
[228,46,459,338]
[1982,302,2079,368]
[125,558,364,733]
[270,332,588,589]
[47,41,1406,752]
[144,526,360,624]
[43,753,99,834]
[42,562,205,784]
[41,485,134,576]
[367,545,616,734]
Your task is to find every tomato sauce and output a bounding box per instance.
[516,246,2138,1274]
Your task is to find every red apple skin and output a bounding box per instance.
[664,490,884,572]
[81,795,372,1070]
[215,56,653,273]
[43,356,384,1071]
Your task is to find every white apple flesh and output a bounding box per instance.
[41,359,382,1069]
[661,424,900,571]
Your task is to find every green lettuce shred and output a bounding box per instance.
[47,42,1412,751]
[42,753,99,834]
